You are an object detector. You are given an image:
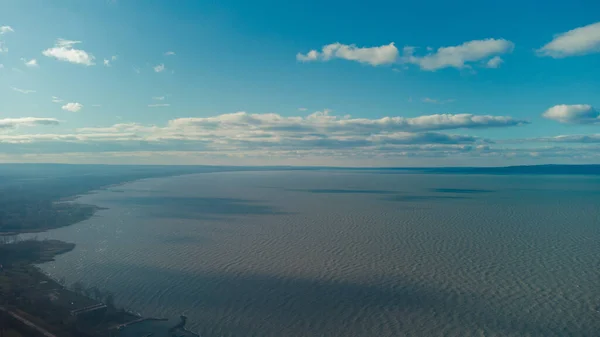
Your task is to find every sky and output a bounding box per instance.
[0,0,599,166]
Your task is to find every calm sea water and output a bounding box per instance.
[34,171,600,336]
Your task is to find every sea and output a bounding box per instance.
[32,170,600,336]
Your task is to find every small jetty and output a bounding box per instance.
[113,315,199,337]
[114,317,169,330]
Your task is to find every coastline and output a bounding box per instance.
[0,238,196,336]
[0,170,222,236]
[0,170,210,336]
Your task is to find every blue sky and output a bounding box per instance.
[0,0,599,166]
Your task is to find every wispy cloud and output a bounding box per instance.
[164,51,176,56]
[0,26,14,34]
[152,96,166,100]
[523,134,600,143]
[297,42,398,66]
[91,104,102,107]
[298,107,308,111]
[62,102,83,112]
[153,63,166,72]
[537,21,600,58]
[133,66,141,74]
[542,104,599,124]
[0,26,14,53]
[0,117,59,129]
[148,103,170,107]
[42,39,95,66]
[21,58,38,67]
[403,39,514,71]
[11,86,35,94]
[51,96,63,103]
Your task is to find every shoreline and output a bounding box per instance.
[0,168,285,236]
[0,171,216,236]
[0,170,210,335]
[0,239,187,336]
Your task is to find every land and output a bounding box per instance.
[0,239,198,336]
[0,239,131,336]
[0,164,254,336]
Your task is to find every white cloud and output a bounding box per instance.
[66,110,524,151]
[152,96,166,100]
[0,26,14,34]
[298,39,513,70]
[153,63,165,72]
[42,39,95,66]
[297,42,399,66]
[164,51,176,56]
[7,115,600,165]
[1,111,526,151]
[22,58,38,67]
[51,96,63,103]
[486,56,503,68]
[62,102,83,112]
[11,86,35,94]
[0,41,7,53]
[163,111,526,134]
[148,103,170,107]
[0,117,59,129]
[537,21,600,58]
[403,39,514,71]
[542,104,599,124]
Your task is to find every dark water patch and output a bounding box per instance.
[385,195,470,202]
[107,196,287,220]
[109,188,169,194]
[431,188,494,194]
[288,189,397,195]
